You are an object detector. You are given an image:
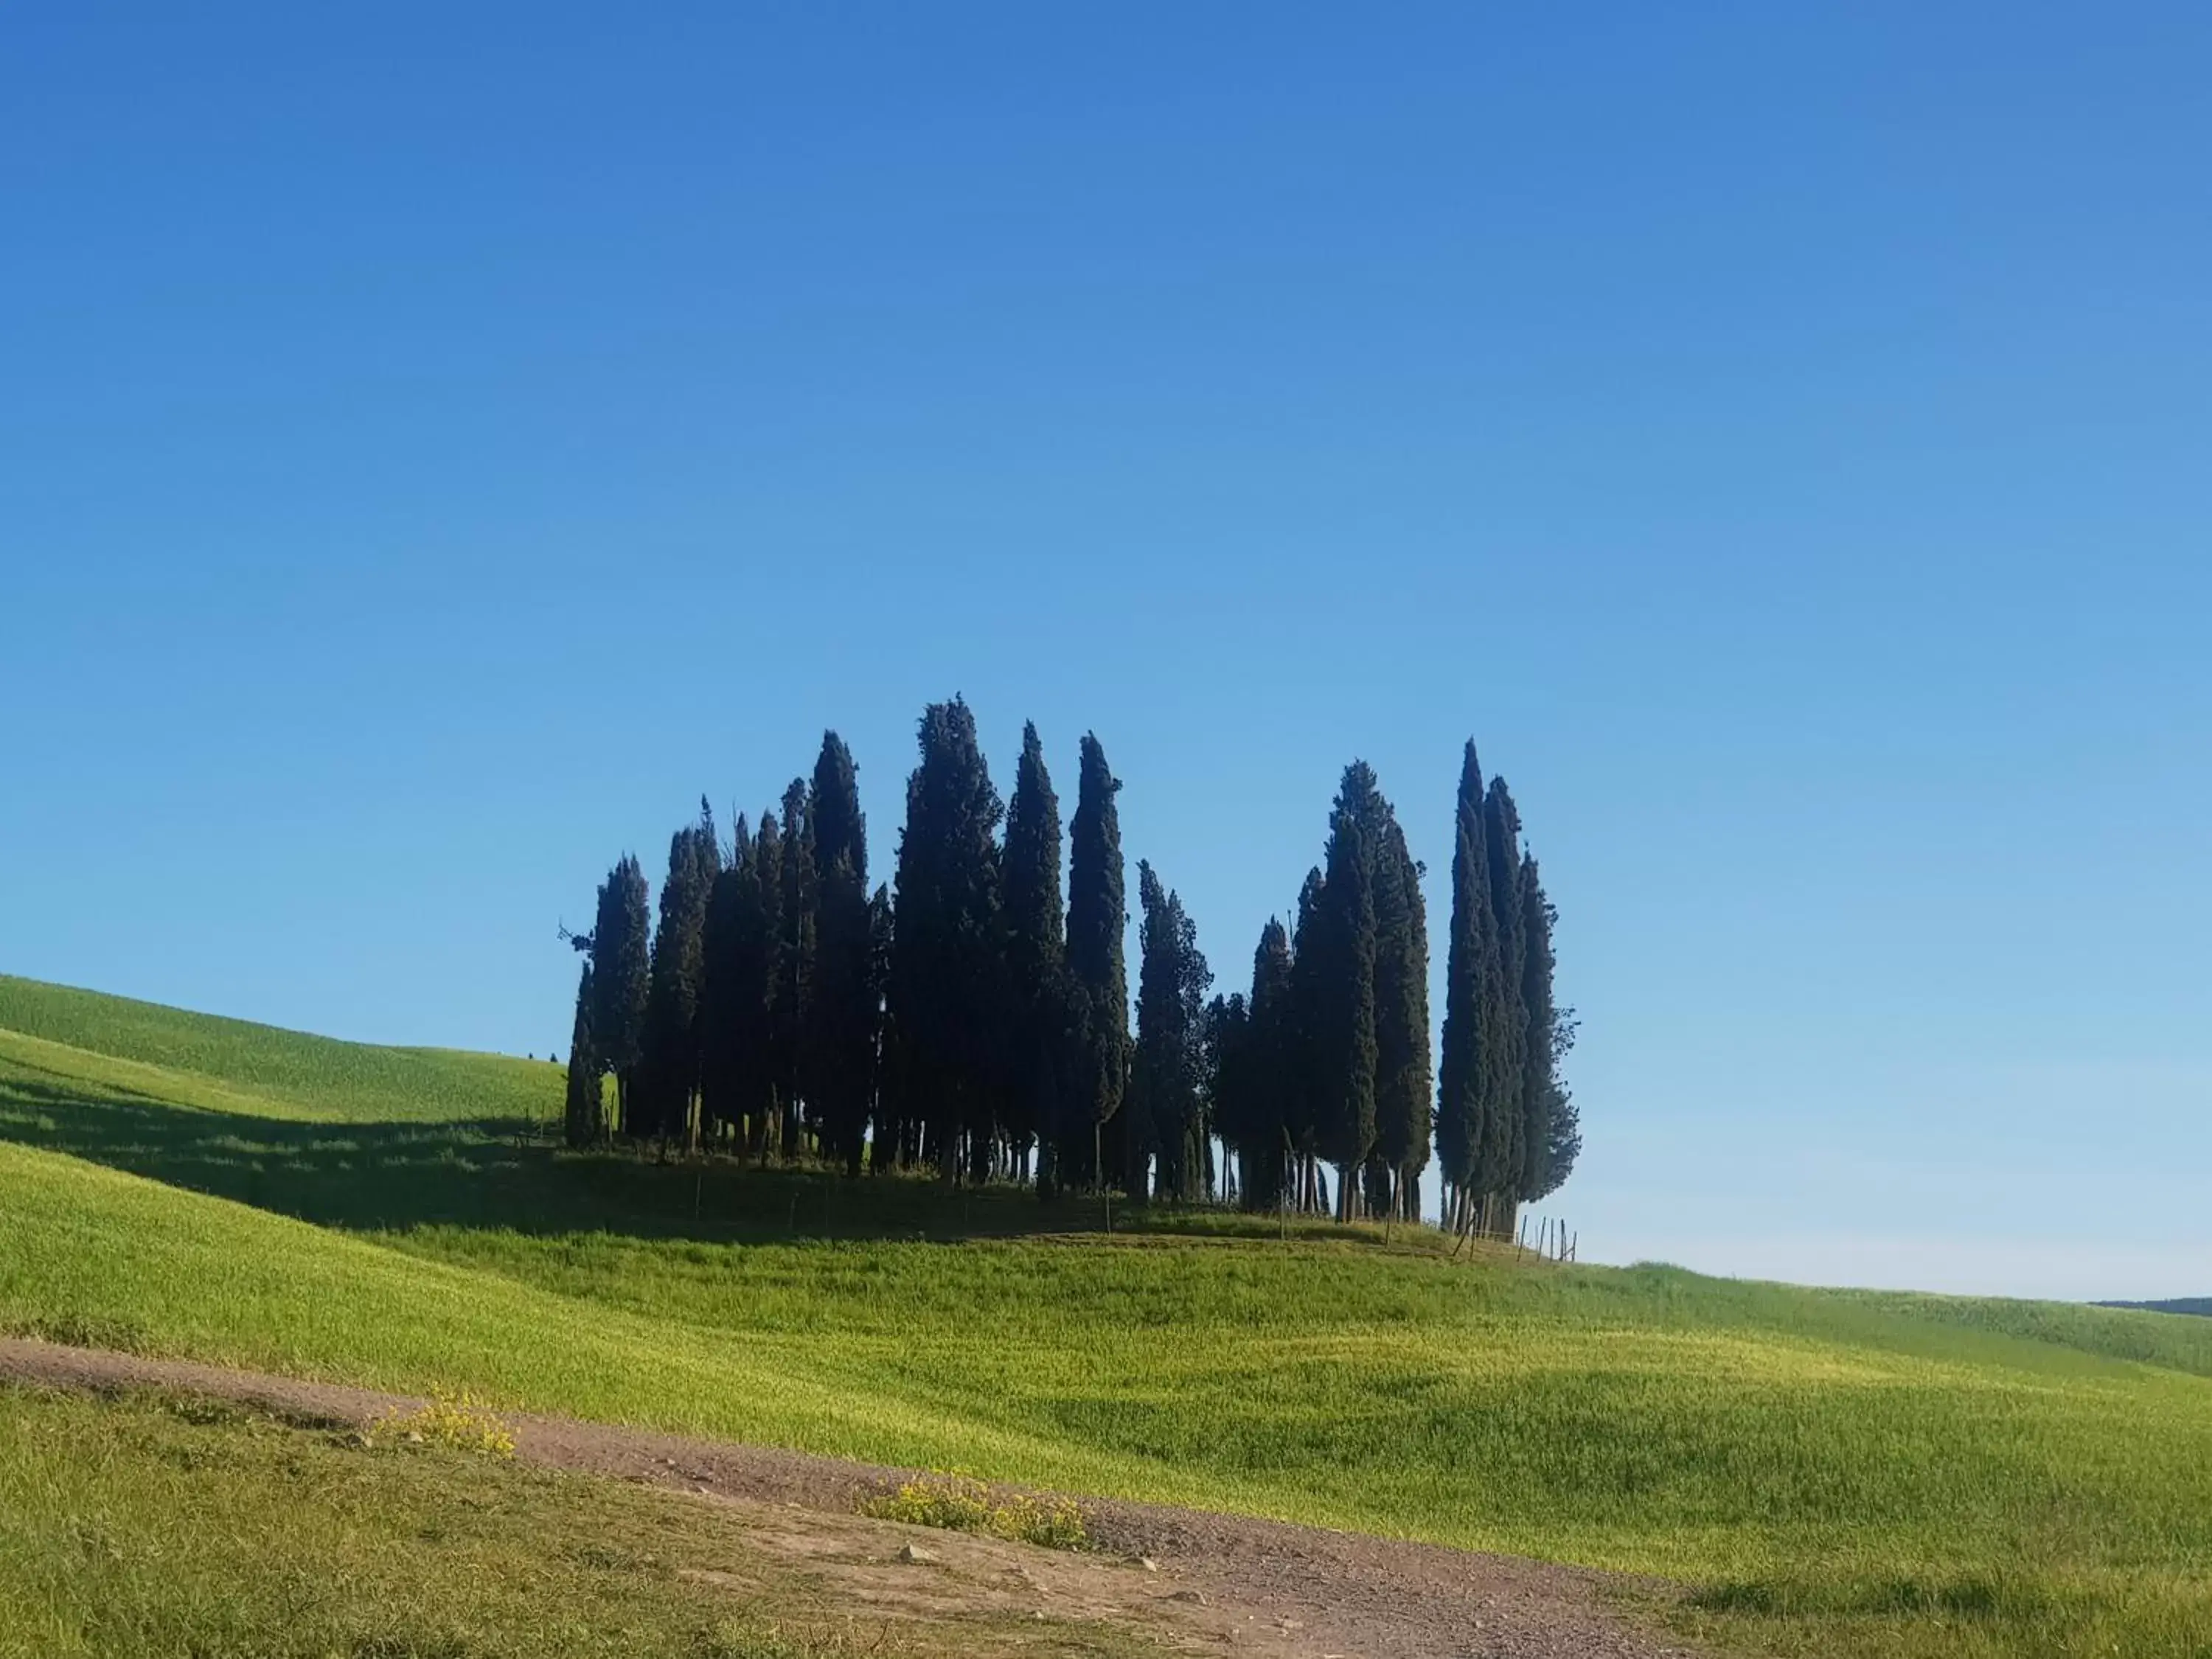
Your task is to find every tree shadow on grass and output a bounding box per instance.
[0,1060,1355,1251]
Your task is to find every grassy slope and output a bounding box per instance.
[2104,1298,2212,1318]
[0,973,562,1125]
[0,1381,1156,1659]
[4,973,2212,1658]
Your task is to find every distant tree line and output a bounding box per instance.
[562,700,1578,1232]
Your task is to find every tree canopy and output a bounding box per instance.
[561,703,1580,1228]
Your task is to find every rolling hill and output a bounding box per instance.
[4,971,2211,1659]
[2101,1297,2212,1318]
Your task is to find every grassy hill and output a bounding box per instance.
[2101,1298,2212,1318]
[0,973,563,1125]
[4,973,2211,1659]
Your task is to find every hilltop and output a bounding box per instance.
[4,972,2211,1659]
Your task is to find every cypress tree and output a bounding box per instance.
[1207,991,1251,1204]
[1284,868,1328,1213]
[866,881,897,1165]
[1133,863,1211,1203]
[698,814,751,1143]
[742,810,786,1158]
[809,733,874,1175]
[1002,722,1068,1194]
[887,698,1005,1183]
[1314,764,1381,1219]
[1119,862,1164,1196]
[588,855,652,1137]
[563,961,602,1147]
[776,777,816,1159]
[698,810,782,1155]
[1474,777,1527,1223]
[1241,917,1295,1211]
[637,806,720,1143]
[811,732,866,885]
[1371,813,1431,1222]
[1516,855,1582,1201]
[1062,733,1128,1191]
[1434,742,1495,1232]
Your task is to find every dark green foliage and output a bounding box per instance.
[1517,856,1581,1201]
[1061,733,1128,1191]
[887,698,1006,1183]
[562,962,600,1147]
[1280,869,1331,1214]
[636,805,720,1142]
[1002,722,1068,1193]
[1436,742,1500,1220]
[866,881,896,1162]
[776,778,816,1159]
[1239,917,1297,1211]
[810,731,866,886]
[1284,869,1326,1161]
[808,733,875,1175]
[697,815,748,1142]
[1206,991,1251,1203]
[1371,814,1431,1220]
[699,812,784,1152]
[1290,762,1428,1222]
[1311,765,1382,1215]
[744,810,787,1156]
[1436,749,1541,1229]
[1116,868,1161,1197]
[1129,861,1212,1201]
[1475,777,1527,1204]
[566,708,1580,1223]
[586,855,651,1135]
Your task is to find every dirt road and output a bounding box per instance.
[0,1336,1695,1659]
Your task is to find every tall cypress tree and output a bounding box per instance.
[809,732,874,1174]
[1002,722,1068,1193]
[1119,862,1164,1196]
[1130,861,1212,1202]
[776,777,816,1159]
[1434,742,1496,1231]
[866,880,897,1164]
[698,815,750,1142]
[1314,764,1382,1218]
[1239,917,1295,1211]
[1516,855,1582,1201]
[1371,813,1431,1221]
[1062,732,1128,1191]
[1474,777,1527,1219]
[1284,867,1328,1213]
[637,806,720,1142]
[1207,990,1251,1203]
[741,810,786,1158]
[588,855,652,1137]
[811,733,866,887]
[563,961,601,1147]
[887,698,1005,1183]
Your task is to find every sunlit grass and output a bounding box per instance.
[4,973,2212,1658]
[0,974,563,1126]
[0,1381,1157,1659]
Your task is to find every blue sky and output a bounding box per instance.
[4,4,2207,1299]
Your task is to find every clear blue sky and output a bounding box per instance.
[5,4,2207,1299]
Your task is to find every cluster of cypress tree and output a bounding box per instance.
[1431,744,1581,1234]
[563,703,1578,1225]
[1207,763,1433,1223]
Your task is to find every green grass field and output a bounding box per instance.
[0,1380,1158,1659]
[4,973,2210,1659]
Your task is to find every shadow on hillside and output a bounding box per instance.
[0,1062,1393,1251]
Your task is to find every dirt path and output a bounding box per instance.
[0,1336,1694,1659]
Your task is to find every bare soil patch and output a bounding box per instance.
[0,1336,1695,1659]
